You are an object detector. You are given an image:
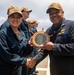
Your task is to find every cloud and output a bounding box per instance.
[0,17,5,21]
[37,19,52,31]
[0,0,74,29]
[0,17,6,26]
[32,0,50,7]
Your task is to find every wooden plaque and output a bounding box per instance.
[31,28,50,48]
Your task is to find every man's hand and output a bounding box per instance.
[42,42,54,50]
[26,57,36,68]
[28,37,34,46]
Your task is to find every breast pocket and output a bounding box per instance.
[56,32,68,43]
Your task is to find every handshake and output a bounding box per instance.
[26,57,36,68]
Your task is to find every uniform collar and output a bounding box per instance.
[59,18,66,30]
[7,26,21,35]
[52,18,66,30]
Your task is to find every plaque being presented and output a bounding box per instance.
[31,28,50,48]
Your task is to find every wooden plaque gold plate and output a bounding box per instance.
[31,28,50,48]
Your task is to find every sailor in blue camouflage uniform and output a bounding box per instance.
[26,19,39,75]
[32,2,74,75]
[20,7,33,75]
[0,6,31,42]
[0,6,34,75]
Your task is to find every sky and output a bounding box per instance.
[0,0,74,31]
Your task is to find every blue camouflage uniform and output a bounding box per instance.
[0,19,37,75]
[0,25,33,75]
[34,18,74,75]
[27,27,38,75]
[20,19,32,75]
[20,19,31,41]
[20,20,38,75]
[0,20,10,30]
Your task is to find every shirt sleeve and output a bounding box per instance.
[34,49,49,64]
